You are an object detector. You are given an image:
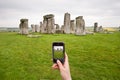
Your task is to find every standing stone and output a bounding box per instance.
[43,20,47,33]
[43,14,55,33]
[47,19,52,33]
[64,12,70,34]
[19,19,29,34]
[51,17,55,33]
[55,24,59,30]
[75,16,85,35]
[31,24,40,32]
[94,22,98,32]
[61,25,65,33]
[98,26,103,32]
[70,20,75,34]
[55,24,61,33]
[31,24,35,32]
[40,22,43,33]
[35,25,40,32]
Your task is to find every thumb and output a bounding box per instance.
[57,60,64,70]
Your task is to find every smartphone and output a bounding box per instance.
[52,42,65,64]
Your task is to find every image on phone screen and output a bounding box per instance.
[54,46,63,59]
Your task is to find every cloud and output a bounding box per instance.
[0,0,120,27]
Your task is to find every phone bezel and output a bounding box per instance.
[52,42,65,64]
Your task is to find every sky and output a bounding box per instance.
[0,0,120,27]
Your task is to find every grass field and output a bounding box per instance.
[0,32,120,80]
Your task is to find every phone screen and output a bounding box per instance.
[52,42,65,63]
[54,46,64,59]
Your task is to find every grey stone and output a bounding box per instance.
[47,18,52,33]
[43,20,47,33]
[40,22,43,33]
[35,25,40,32]
[55,24,61,33]
[31,24,35,32]
[55,24,60,30]
[70,20,75,34]
[31,24,40,32]
[19,19,29,34]
[64,12,70,34]
[61,25,65,33]
[75,16,86,35]
[98,26,103,32]
[27,34,42,38]
[42,14,55,33]
[94,22,98,32]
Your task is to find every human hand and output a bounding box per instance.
[52,53,72,80]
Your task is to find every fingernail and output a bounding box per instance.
[57,60,59,63]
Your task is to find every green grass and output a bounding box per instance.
[0,32,120,80]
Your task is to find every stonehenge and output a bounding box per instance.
[19,19,29,35]
[19,13,86,35]
[75,16,86,35]
[19,12,110,35]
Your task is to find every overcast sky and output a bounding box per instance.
[0,0,120,27]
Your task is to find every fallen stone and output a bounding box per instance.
[27,35,42,38]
